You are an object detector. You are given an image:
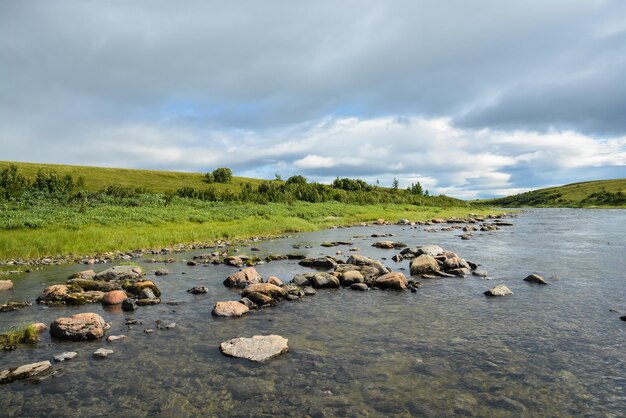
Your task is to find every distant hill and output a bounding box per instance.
[0,160,265,194]
[485,179,626,208]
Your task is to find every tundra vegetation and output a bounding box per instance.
[0,162,498,260]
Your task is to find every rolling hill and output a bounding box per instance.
[485,179,626,207]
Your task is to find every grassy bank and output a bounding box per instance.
[0,200,501,260]
[482,178,626,208]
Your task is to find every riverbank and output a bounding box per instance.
[0,202,507,268]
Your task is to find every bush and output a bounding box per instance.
[212,167,233,183]
[286,175,307,185]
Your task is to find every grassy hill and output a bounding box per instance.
[485,179,626,208]
[0,160,265,194]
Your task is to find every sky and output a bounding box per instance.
[1,0,625,198]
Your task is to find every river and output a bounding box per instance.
[1,208,625,417]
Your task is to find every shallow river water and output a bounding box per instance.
[1,208,625,417]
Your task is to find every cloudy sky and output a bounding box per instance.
[1,0,625,198]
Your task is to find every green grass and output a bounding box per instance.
[0,324,39,349]
[0,200,502,260]
[0,160,265,194]
[482,179,626,208]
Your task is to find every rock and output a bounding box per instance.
[154,269,169,276]
[212,301,250,317]
[53,352,77,362]
[391,254,403,262]
[524,274,548,285]
[291,274,311,287]
[50,313,109,341]
[415,245,444,256]
[397,219,411,225]
[472,266,489,277]
[32,323,47,333]
[223,267,263,288]
[620,315,626,322]
[140,288,156,299]
[0,280,14,291]
[219,335,288,362]
[447,267,471,277]
[267,276,283,286]
[432,218,446,223]
[93,348,114,358]
[37,284,70,303]
[224,256,244,267]
[298,257,337,269]
[106,335,127,342]
[443,255,470,271]
[245,292,275,307]
[302,287,317,296]
[241,283,286,300]
[136,298,161,306]
[102,290,128,305]
[95,265,143,282]
[484,285,513,297]
[239,298,257,310]
[68,269,96,280]
[0,361,52,384]
[123,280,161,297]
[350,283,369,291]
[346,255,389,276]
[340,271,364,286]
[375,272,408,290]
[0,301,31,312]
[410,255,440,275]
[187,285,209,294]
[121,298,138,312]
[310,273,340,289]
[187,260,197,266]
[66,279,119,292]
[372,241,396,249]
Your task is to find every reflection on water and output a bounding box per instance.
[1,209,625,417]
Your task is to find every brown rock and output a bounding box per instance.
[375,272,408,290]
[410,255,440,275]
[340,270,364,286]
[267,276,283,286]
[524,274,548,285]
[212,301,250,317]
[50,313,109,341]
[102,290,128,305]
[484,285,513,297]
[67,269,96,280]
[0,280,13,291]
[220,335,288,362]
[223,267,263,288]
[0,361,52,384]
[36,285,70,303]
[241,283,286,300]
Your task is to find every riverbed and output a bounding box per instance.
[1,208,625,417]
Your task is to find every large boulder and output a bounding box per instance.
[241,283,286,301]
[340,270,364,286]
[223,267,263,288]
[0,361,52,384]
[524,274,548,285]
[37,285,70,303]
[484,285,513,297]
[50,313,109,341]
[101,290,128,305]
[267,276,283,286]
[375,272,408,290]
[219,335,288,362]
[212,301,250,317]
[410,255,440,275]
[245,292,276,307]
[309,273,340,289]
[95,265,143,282]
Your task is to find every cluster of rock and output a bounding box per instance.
[35,265,161,310]
[386,245,481,278]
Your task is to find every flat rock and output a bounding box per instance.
[241,283,286,300]
[484,285,513,297]
[154,269,169,276]
[0,280,14,291]
[50,313,109,341]
[106,335,127,342]
[0,361,52,384]
[309,273,340,289]
[524,274,548,285]
[93,348,114,358]
[0,301,32,312]
[212,301,250,317]
[54,352,77,362]
[220,335,289,362]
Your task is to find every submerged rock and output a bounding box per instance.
[0,301,32,312]
[154,269,169,276]
[472,266,489,278]
[212,301,250,317]
[50,313,109,341]
[187,285,209,294]
[524,274,548,285]
[220,335,289,362]
[372,241,406,249]
[484,285,513,297]
[0,361,52,384]
[223,267,263,288]
[53,352,77,362]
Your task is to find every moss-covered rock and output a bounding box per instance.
[122,280,161,297]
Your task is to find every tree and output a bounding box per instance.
[286,175,307,185]
[274,173,282,181]
[211,167,233,183]
[392,178,399,190]
[408,182,424,195]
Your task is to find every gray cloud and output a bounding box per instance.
[1,0,625,198]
